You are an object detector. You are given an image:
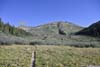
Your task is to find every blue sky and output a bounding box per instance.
[0,0,100,27]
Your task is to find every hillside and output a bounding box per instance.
[19,21,83,37]
[18,21,100,47]
[18,21,85,45]
[75,21,100,37]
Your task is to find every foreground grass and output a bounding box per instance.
[0,45,100,67]
[36,45,100,67]
[0,45,34,67]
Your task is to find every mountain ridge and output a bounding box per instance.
[18,21,83,36]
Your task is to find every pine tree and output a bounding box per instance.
[0,18,4,32]
[0,18,31,36]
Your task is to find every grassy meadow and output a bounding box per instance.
[0,45,100,67]
[36,45,100,67]
[0,45,34,67]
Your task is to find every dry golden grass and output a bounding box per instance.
[36,45,100,67]
[0,45,35,67]
[0,45,100,67]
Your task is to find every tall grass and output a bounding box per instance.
[0,45,100,67]
[0,45,34,67]
[36,45,100,67]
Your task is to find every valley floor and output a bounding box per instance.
[0,45,100,67]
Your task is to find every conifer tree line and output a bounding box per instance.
[0,18,31,36]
